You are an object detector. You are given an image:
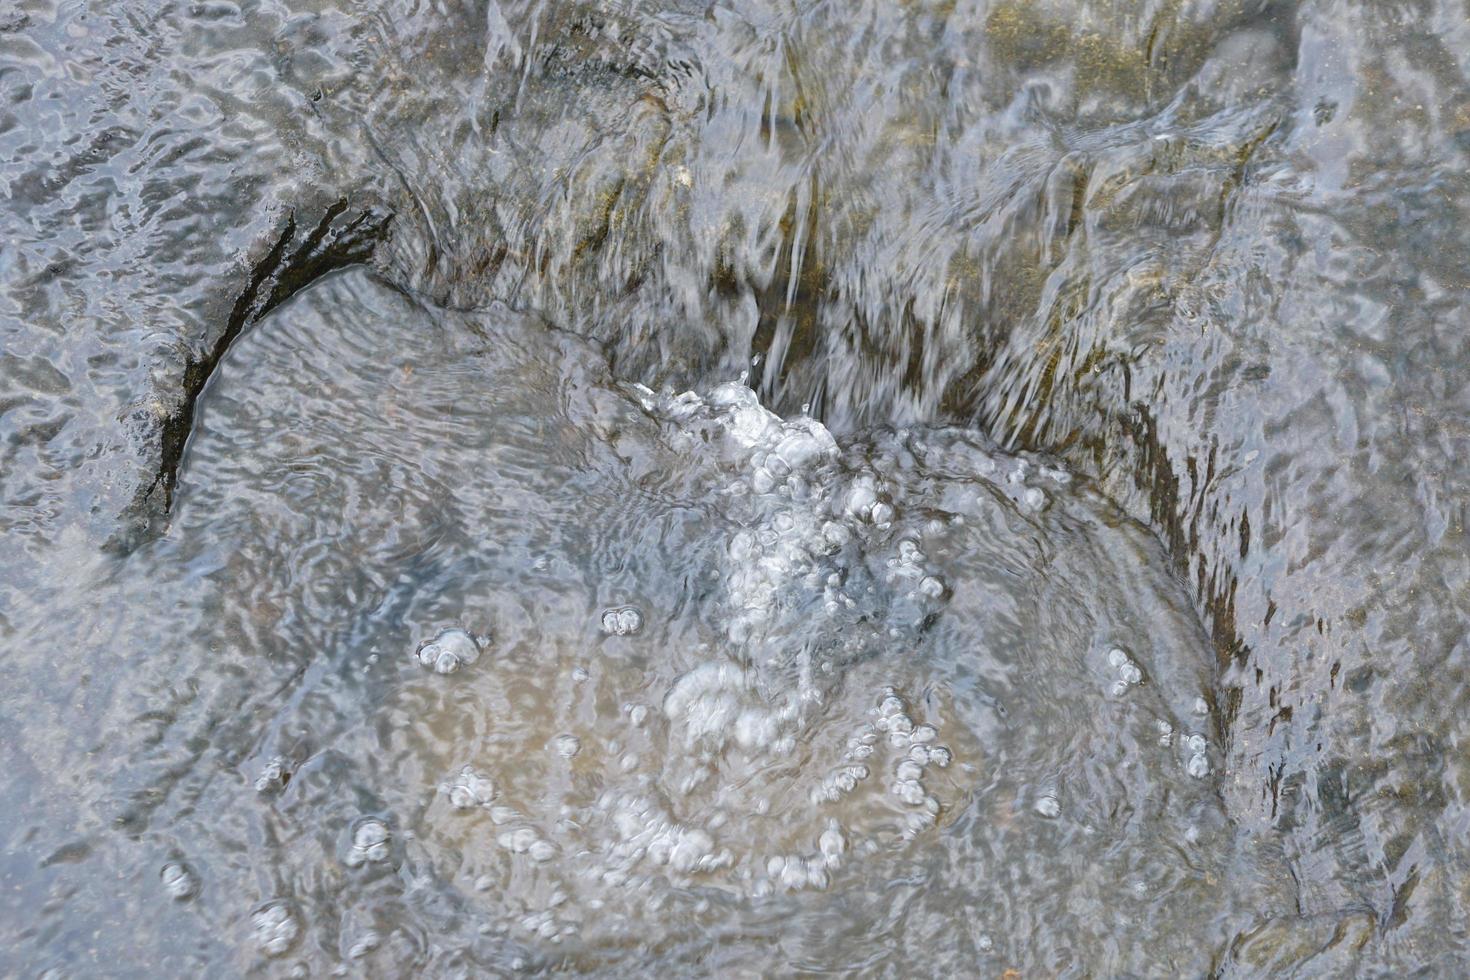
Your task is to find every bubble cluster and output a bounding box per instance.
[441,766,497,810]
[844,477,895,527]
[251,901,300,957]
[496,825,560,863]
[345,818,391,867]
[600,606,644,636]
[636,382,850,673]
[663,661,799,757]
[886,538,948,607]
[754,850,837,895]
[414,627,483,674]
[812,762,872,803]
[873,692,952,836]
[518,908,575,943]
[630,383,963,726]
[1107,647,1144,696]
[588,790,736,887]
[392,385,1022,942]
[1185,733,1211,779]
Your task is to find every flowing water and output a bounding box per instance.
[2,0,1469,976]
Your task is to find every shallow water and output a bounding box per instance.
[3,0,1469,975]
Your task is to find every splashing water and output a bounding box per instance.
[4,0,1470,970]
[0,270,1283,975]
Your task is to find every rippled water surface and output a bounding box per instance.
[3,0,1469,975]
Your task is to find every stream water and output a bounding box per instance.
[2,0,1469,975]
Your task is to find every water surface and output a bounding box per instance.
[2,0,1469,974]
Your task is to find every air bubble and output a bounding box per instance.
[160,862,196,901]
[254,757,289,794]
[251,901,300,957]
[346,818,391,867]
[442,766,496,810]
[414,627,483,674]
[601,606,644,636]
[845,481,877,520]
[499,827,540,853]
[1107,647,1144,692]
[894,780,927,806]
[780,857,810,890]
[348,931,380,959]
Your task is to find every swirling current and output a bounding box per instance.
[2,0,1469,976]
